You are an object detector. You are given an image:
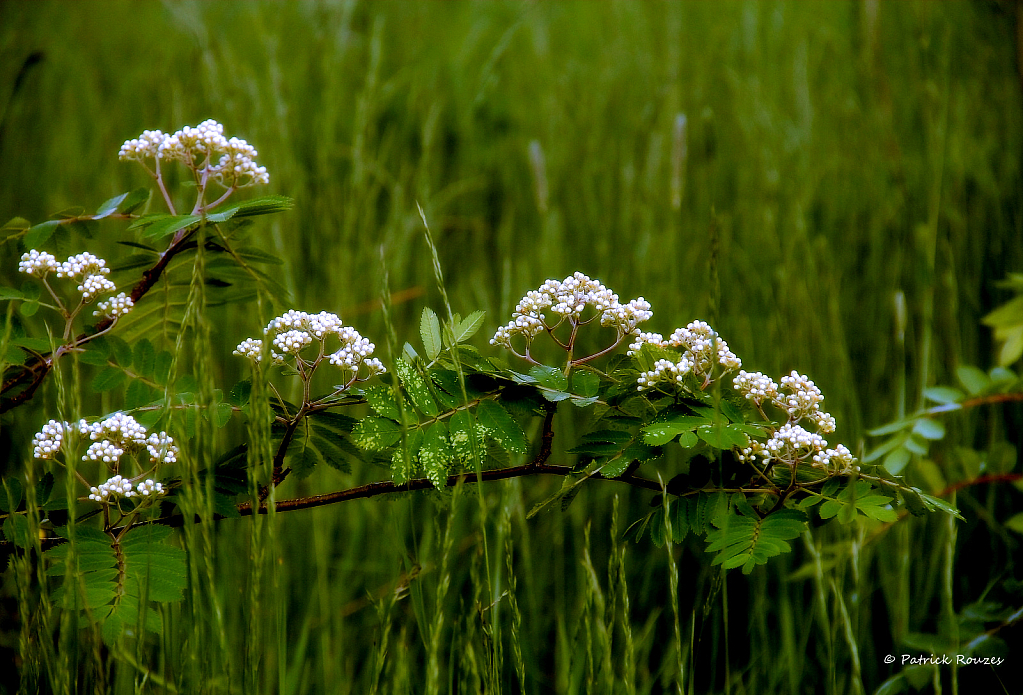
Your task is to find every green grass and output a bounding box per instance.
[1,1,1022,693]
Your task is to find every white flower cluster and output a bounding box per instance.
[119,119,269,187]
[733,370,834,433]
[733,370,856,474]
[18,249,120,303]
[635,321,741,391]
[30,412,178,467]
[94,292,134,318]
[18,250,60,277]
[491,272,653,350]
[31,419,65,459]
[234,310,386,379]
[87,475,166,502]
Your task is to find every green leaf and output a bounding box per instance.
[24,219,61,247]
[671,498,690,543]
[153,351,174,385]
[529,365,568,392]
[568,429,633,455]
[212,402,232,429]
[819,481,898,523]
[1,515,31,548]
[913,490,964,520]
[642,417,707,446]
[677,431,699,448]
[364,385,401,420]
[570,370,600,398]
[450,310,486,345]
[420,421,452,489]
[108,335,133,368]
[475,400,527,453]
[420,307,443,361]
[957,365,990,395]
[0,286,24,301]
[873,674,908,695]
[205,195,294,221]
[228,379,251,407]
[923,386,964,405]
[124,380,153,410]
[95,191,131,219]
[19,301,39,317]
[289,440,324,479]
[138,214,202,241]
[448,409,483,466]
[884,447,911,475]
[133,339,156,378]
[867,419,914,437]
[395,358,438,416]
[0,478,23,512]
[912,418,945,441]
[706,508,808,574]
[352,417,403,451]
[1004,512,1023,535]
[92,367,127,393]
[696,423,748,449]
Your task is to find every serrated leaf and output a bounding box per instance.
[529,364,568,392]
[923,386,964,405]
[448,409,483,466]
[0,478,22,512]
[420,308,442,361]
[451,310,486,345]
[475,400,527,453]
[228,379,251,406]
[289,440,323,479]
[140,214,203,241]
[394,358,438,416]
[205,195,294,222]
[671,498,690,543]
[957,365,990,395]
[25,219,61,247]
[95,191,131,219]
[124,380,153,410]
[820,480,898,523]
[706,508,807,574]
[2,515,31,548]
[133,339,156,378]
[108,335,133,368]
[420,422,451,489]
[212,402,232,428]
[570,370,600,398]
[912,418,945,441]
[91,367,127,393]
[696,423,748,449]
[352,417,403,451]
[364,385,401,419]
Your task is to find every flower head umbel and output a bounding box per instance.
[491,272,653,366]
[235,310,385,389]
[31,412,175,507]
[634,320,741,393]
[733,369,856,474]
[119,119,268,216]
[19,249,129,321]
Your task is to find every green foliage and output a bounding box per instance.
[706,504,808,574]
[45,524,187,644]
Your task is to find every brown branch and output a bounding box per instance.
[1,460,669,553]
[936,473,1023,498]
[1,232,197,413]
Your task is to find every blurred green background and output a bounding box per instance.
[1,1,1021,693]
